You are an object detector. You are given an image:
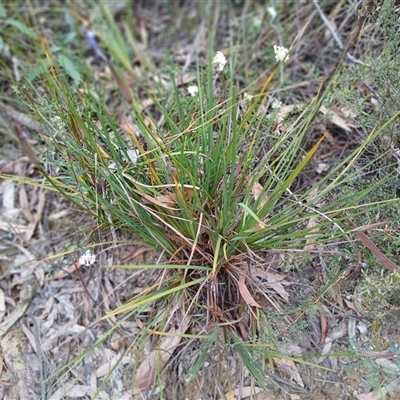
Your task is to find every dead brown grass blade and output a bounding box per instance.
[347,219,400,273]
[105,59,134,105]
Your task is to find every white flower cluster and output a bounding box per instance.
[50,116,65,132]
[212,51,227,72]
[267,6,277,20]
[243,93,253,104]
[271,99,283,109]
[187,85,199,97]
[273,45,289,63]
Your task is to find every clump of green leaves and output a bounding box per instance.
[9,2,400,396]
[359,350,400,400]
[357,271,400,315]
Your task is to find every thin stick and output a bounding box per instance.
[313,0,370,67]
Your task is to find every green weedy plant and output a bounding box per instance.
[357,349,400,400]
[10,5,400,397]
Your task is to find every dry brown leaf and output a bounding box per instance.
[276,104,300,124]
[343,298,358,312]
[46,261,82,281]
[120,247,148,263]
[238,275,261,308]
[0,302,31,337]
[319,310,329,344]
[251,181,267,209]
[319,105,357,132]
[347,219,400,273]
[21,322,37,353]
[253,268,286,281]
[273,103,356,134]
[142,192,177,208]
[134,344,173,390]
[273,358,304,388]
[317,322,347,364]
[266,281,289,302]
[253,268,289,302]
[9,187,47,242]
[134,316,190,392]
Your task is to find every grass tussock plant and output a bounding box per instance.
[11,6,400,396]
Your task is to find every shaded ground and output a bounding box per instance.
[1,1,400,399]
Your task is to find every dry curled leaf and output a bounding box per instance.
[141,192,177,208]
[238,275,261,308]
[319,310,328,344]
[134,316,190,392]
[253,268,289,302]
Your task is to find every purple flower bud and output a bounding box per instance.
[86,30,106,61]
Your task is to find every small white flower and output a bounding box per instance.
[273,45,289,63]
[212,51,227,72]
[187,85,199,97]
[267,6,277,20]
[243,92,253,104]
[50,116,65,132]
[271,99,283,109]
[80,249,96,266]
